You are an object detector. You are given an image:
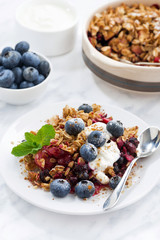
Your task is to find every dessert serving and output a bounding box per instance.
[12,103,139,199]
[88,3,160,64]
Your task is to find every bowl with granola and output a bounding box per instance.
[1,101,160,215]
[82,0,160,92]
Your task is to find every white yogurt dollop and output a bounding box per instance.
[84,122,120,184]
[17,2,75,32]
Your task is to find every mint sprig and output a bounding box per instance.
[11,124,55,157]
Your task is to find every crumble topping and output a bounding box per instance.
[88,3,160,64]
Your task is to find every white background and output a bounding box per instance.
[0,0,160,239]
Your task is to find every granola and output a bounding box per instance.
[19,104,139,196]
[88,3,160,64]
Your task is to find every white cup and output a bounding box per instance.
[15,0,78,56]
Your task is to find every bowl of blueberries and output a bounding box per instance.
[0,41,52,105]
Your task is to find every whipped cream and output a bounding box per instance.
[84,122,120,184]
[17,2,75,32]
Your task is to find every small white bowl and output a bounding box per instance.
[15,0,78,56]
[82,0,160,92]
[0,52,53,105]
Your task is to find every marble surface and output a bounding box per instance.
[0,0,160,239]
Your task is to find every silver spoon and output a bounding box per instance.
[103,127,160,211]
[120,59,160,66]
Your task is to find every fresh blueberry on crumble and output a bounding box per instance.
[109,176,121,189]
[65,118,85,136]
[75,180,95,198]
[107,120,124,138]
[50,179,71,198]
[80,143,97,162]
[78,104,93,113]
[88,130,106,148]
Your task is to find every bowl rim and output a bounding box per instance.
[82,0,160,70]
[0,50,53,92]
[15,0,78,34]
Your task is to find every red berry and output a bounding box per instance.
[154,57,160,63]
[117,139,125,149]
[151,4,160,9]
[124,154,134,162]
[125,142,137,154]
[103,118,112,124]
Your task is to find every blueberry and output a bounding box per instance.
[129,137,139,147]
[12,67,23,84]
[38,60,50,77]
[1,47,13,56]
[0,66,4,72]
[50,179,71,198]
[22,52,40,68]
[65,118,85,136]
[27,82,34,88]
[10,83,18,89]
[80,143,97,162]
[78,171,89,180]
[109,176,121,189]
[117,156,124,166]
[0,69,15,88]
[113,163,119,174]
[19,81,28,89]
[19,80,34,89]
[75,180,95,198]
[33,74,45,85]
[15,41,30,54]
[2,51,21,69]
[88,131,106,148]
[23,67,39,82]
[22,66,26,71]
[106,120,124,138]
[0,56,2,65]
[40,169,50,183]
[78,104,93,113]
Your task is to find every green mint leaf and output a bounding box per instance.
[25,132,38,144]
[36,124,55,146]
[29,144,42,154]
[11,141,39,157]
[11,124,55,157]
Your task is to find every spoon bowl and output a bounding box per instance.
[103,127,160,210]
[138,127,160,158]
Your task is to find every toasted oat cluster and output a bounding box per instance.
[20,104,139,195]
[88,3,160,63]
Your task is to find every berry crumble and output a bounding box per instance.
[88,3,160,64]
[13,104,139,199]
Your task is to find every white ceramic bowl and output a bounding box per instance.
[82,0,160,92]
[0,52,53,105]
[15,0,78,56]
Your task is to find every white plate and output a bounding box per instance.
[0,101,160,215]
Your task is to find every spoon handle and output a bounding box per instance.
[103,157,138,210]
